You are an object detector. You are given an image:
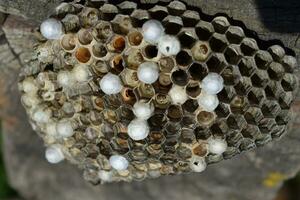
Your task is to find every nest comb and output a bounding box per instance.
[18,0,299,184]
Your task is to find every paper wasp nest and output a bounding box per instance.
[18,0,299,184]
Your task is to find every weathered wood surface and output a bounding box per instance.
[0,0,299,200]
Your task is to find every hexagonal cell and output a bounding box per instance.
[164,121,181,138]
[110,54,125,75]
[209,33,229,53]
[271,125,287,139]
[214,102,230,118]
[148,114,167,131]
[276,110,291,125]
[117,106,135,123]
[75,47,91,63]
[120,68,139,88]
[154,94,172,110]
[250,69,269,88]
[148,131,166,145]
[103,94,122,109]
[180,128,196,144]
[217,86,236,103]
[241,124,261,139]
[254,50,273,70]
[109,35,126,53]
[230,95,249,114]
[111,14,133,34]
[134,83,155,100]
[163,15,183,35]
[238,57,256,77]
[196,110,215,127]
[247,87,265,106]
[123,48,144,70]
[149,5,169,20]
[182,99,199,113]
[167,0,186,16]
[244,107,264,125]
[226,130,243,147]
[61,34,77,51]
[153,73,172,94]
[101,109,119,124]
[128,149,149,162]
[92,43,107,59]
[210,119,229,137]
[113,122,129,139]
[240,38,258,56]
[281,73,298,92]
[265,81,284,101]
[278,92,293,109]
[227,114,247,130]
[175,50,193,68]
[143,45,159,59]
[171,69,189,86]
[193,143,208,157]
[128,30,143,46]
[186,82,201,98]
[110,138,130,154]
[92,20,113,42]
[239,138,256,152]
[221,65,240,86]
[176,145,192,159]
[146,144,164,158]
[159,57,175,73]
[224,44,242,65]
[178,30,197,48]
[206,53,227,73]
[212,16,230,34]
[268,45,285,62]
[90,60,109,77]
[98,139,113,157]
[121,87,137,106]
[267,62,285,80]
[282,55,297,73]
[261,100,281,118]
[181,114,197,129]
[188,62,208,81]
[117,1,137,15]
[194,126,212,140]
[130,9,150,27]
[182,10,200,27]
[225,26,245,44]
[99,4,118,21]
[191,41,211,62]
[258,118,277,134]
[195,20,214,41]
[255,134,272,147]
[167,105,183,122]
[234,76,252,95]
[162,137,178,152]
[79,7,99,28]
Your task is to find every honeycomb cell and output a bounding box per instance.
[268,62,285,80]
[163,15,183,35]
[149,5,169,21]
[171,69,189,86]
[178,30,197,48]
[206,53,227,73]
[128,31,143,46]
[143,45,158,59]
[195,20,214,41]
[254,50,273,70]
[209,33,229,53]
[212,16,230,34]
[188,62,208,81]
[250,69,269,88]
[182,10,200,27]
[225,26,245,44]
[167,0,186,16]
[196,111,215,127]
[191,41,211,62]
[61,34,76,51]
[224,44,242,65]
[186,82,201,98]
[240,38,258,56]
[92,43,107,59]
[75,47,91,63]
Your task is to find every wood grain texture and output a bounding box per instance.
[0,1,299,200]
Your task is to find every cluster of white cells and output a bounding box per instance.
[40,18,227,172]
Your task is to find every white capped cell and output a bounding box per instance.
[109,155,129,171]
[190,156,207,173]
[32,108,51,123]
[169,85,188,104]
[72,65,91,82]
[128,119,150,141]
[56,120,74,138]
[201,73,224,95]
[22,78,38,94]
[40,18,64,40]
[208,138,228,155]
[57,71,74,87]
[98,170,113,182]
[197,92,219,112]
[137,62,159,84]
[158,35,181,56]
[133,101,154,120]
[99,73,123,95]
[142,20,164,44]
[45,145,65,164]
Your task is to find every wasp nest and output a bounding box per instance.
[18,0,299,184]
